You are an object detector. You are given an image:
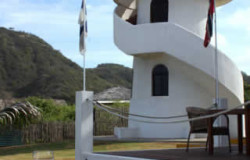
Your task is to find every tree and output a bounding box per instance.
[0,102,40,126]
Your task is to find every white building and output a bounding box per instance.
[113,0,244,139]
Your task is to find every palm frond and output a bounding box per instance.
[0,101,41,126]
[0,112,12,124]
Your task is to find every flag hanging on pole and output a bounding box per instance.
[79,0,88,54]
[204,0,215,47]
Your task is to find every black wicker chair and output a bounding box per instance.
[186,106,231,152]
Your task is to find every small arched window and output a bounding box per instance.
[152,64,169,96]
[150,0,169,23]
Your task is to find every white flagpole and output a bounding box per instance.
[79,0,87,91]
[214,0,219,106]
[83,52,86,91]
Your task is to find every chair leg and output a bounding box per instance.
[228,133,232,152]
[205,136,208,151]
[186,131,191,152]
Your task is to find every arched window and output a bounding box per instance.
[152,64,169,96]
[150,0,169,23]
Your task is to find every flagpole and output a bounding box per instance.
[79,0,87,91]
[214,0,219,106]
[83,52,86,91]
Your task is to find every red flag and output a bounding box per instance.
[204,0,215,47]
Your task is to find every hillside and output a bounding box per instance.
[243,72,250,101]
[86,64,132,93]
[0,27,249,103]
[0,27,132,102]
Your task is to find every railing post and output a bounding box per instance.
[208,118,214,155]
[237,114,243,153]
[75,91,94,160]
[245,104,250,155]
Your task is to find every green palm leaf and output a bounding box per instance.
[0,101,41,126]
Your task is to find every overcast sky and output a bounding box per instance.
[0,0,250,74]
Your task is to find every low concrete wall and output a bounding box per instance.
[75,91,94,160]
[75,91,151,160]
[83,153,148,160]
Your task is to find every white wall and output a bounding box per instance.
[114,12,243,106]
[130,54,209,138]
[129,54,239,138]
[113,0,242,139]
[137,0,151,24]
[169,0,208,37]
[137,0,208,37]
[132,54,210,101]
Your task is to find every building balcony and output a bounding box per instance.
[113,6,243,107]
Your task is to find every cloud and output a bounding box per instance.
[217,5,250,74]
[0,0,133,69]
[87,4,115,38]
[211,33,228,49]
[226,7,250,33]
[0,0,79,44]
[234,48,250,73]
[68,50,133,68]
[2,0,247,74]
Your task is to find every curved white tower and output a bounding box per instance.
[113,0,243,138]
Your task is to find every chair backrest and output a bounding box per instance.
[186,106,209,132]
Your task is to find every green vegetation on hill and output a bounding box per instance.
[0,27,250,103]
[86,64,132,93]
[0,27,83,102]
[0,27,132,103]
[242,72,250,102]
[26,97,75,122]
[244,83,250,102]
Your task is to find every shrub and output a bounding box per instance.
[26,97,75,122]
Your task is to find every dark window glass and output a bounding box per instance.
[152,64,169,96]
[150,0,169,23]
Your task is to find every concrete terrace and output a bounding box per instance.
[99,146,249,160]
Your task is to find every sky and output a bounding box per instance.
[0,0,250,74]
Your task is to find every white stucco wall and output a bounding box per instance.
[132,54,211,101]
[129,54,213,138]
[129,54,239,138]
[137,0,208,37]
[113,0,242,139]
[114,11,244,105]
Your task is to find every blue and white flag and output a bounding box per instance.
[79,0,88,54]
